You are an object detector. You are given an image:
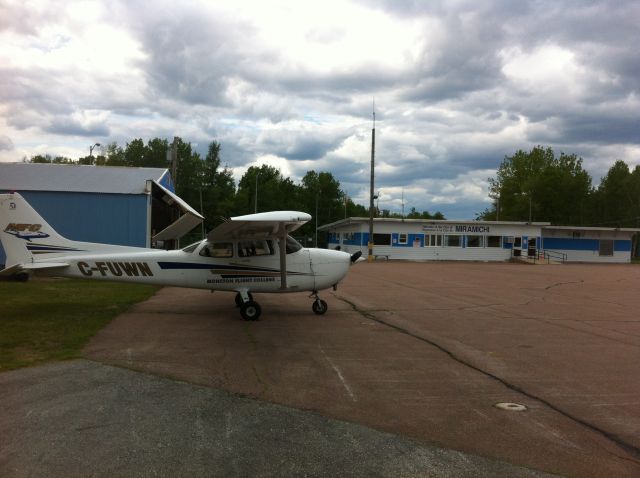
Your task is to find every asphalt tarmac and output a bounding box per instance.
[3,261,640,476]
[0,360,554,477]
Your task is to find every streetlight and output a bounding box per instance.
[516,192,532,222]
[89,143,101,158]
[489,192,500,221]
[315,186,321,247]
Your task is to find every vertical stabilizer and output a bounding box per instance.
[0,193,75,269]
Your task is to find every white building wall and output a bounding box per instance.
[325,218,637,263]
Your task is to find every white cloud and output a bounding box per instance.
[1,0,639,219]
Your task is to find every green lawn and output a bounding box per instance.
[0,278,157,371]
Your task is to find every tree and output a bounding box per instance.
[124,138,146,167]
[483,146,592,224]
[236,165,299,216]
[201,141,236,227]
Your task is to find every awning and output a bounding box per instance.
[151,180,204,241]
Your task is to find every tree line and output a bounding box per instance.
[479,146,640,231]
[26,138,444,245]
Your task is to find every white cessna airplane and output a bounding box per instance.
[0,192,362,320]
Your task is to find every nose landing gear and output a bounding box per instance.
[310,291,328,315]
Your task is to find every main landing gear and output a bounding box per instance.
[234,290,329,320]
[235,291,261,321]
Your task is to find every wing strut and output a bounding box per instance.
[279,225,287,290]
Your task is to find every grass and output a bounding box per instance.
[0,278,158,372]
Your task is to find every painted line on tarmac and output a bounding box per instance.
[318,345,357,402]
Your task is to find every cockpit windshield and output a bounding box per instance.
[181,241,201,253]
[286,235,303,254]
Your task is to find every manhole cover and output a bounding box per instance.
[494,402,527,412]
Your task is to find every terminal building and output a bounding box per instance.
[320,217,639,263]
[0,163,202,267]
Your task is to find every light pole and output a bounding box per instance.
[516,192,532,222]
[489,192,500,221]
[315,186,321,247]
[89,142,101,159]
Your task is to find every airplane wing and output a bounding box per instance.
[207,211,311,242]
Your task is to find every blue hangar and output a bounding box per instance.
[320,217,640,263]
[0,162,202,267]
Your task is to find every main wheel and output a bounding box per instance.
[240,301,261,321]
[235,292,253,307]
[312,299,328,315]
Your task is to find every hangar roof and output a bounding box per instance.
[0,162,173,195]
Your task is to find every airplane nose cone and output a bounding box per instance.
[309,248,351,290]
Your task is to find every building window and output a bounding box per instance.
[398,233,408,244]
[426,234,442,247]
[467,235,484,247]
[599,239,614,256]
[444,235,461,247]
[373,233,392,246]
[487,236,502,248]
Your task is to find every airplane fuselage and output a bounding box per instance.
[35,240,351,294]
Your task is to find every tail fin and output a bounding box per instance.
[0,193,78,271]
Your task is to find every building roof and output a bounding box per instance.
[0,162,172,195]
[319,217,640,233]
[319,217,551,231]
[543,225,640,232]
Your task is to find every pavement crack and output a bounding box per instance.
[336,294,640,464]
[544,279,584,290]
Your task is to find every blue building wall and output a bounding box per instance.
[542,237,631,252]
[1,191,148,266]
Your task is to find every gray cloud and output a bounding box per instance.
[0,135,14,151]
[2,0,639,219]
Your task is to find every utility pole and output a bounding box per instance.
[368,103,375,262]
[171,137,179,248]
[171,137,178,190]
[254,171,260,213]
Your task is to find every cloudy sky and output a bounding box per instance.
[1,0,638,218]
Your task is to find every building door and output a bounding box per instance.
[527,237,537,257]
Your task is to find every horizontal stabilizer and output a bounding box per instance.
[0,262,69,276]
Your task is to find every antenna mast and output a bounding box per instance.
[368,100,376,262]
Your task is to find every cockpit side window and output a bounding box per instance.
[238,240,274,257]
[199,242,233,258]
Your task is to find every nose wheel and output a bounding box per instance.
[311,292,328,315]
[312,299,328,315]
